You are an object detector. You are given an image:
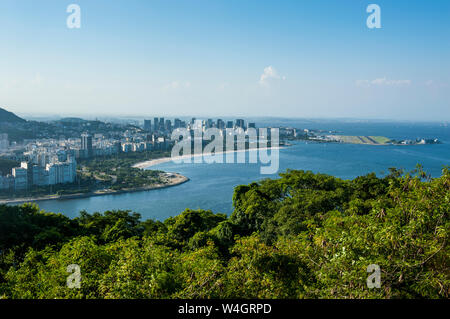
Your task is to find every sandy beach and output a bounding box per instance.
[132,146,284,169]
[2,147,283,205]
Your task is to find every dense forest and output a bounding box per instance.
[0,167,448,299]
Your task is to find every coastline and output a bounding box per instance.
[1,146,283,205]
[132,146,285,169]
[0,173,189,205]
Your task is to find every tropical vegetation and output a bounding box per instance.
[0,167,448,299]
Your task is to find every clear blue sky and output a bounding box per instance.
[0,0,449,120]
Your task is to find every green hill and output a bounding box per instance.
[0,107,26,124]
[0,168,448,299]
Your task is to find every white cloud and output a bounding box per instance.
[425,80,449,88]
[356,77,411,87]
[218,82,229,90]
[163,81,191,90]
[259,66,285,86]
[31,73,44,86]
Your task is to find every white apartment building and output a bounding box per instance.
[46,157,77,185]
[12,167,27,190]
[0,175,14,190]
[122,143,132,153]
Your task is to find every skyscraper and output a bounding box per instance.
[154,117,159,132]
[236,119,245,129]
[217,119,225,129]
[144,120,152,132]
[165,119,172,131]
[81,133,93,158]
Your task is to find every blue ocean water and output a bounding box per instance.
[34,121,450,220]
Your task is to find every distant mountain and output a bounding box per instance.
[59,117,87,123]
[0,107,27,124]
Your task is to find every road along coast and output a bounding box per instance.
[0,173,189,205]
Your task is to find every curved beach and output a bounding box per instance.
[3,147,283,205]
[132,146,284,169]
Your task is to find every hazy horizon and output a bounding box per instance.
[11,108,449,125]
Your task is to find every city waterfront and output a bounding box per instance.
[34,121,450,220]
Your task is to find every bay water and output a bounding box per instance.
[34,121,450,220]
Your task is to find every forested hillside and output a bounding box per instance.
[0,107,26,124]
[0,167,448,299]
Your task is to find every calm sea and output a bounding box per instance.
[33,121,450,220]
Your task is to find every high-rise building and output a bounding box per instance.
[46,157,77,185]
[236,119,245,129]
[20,161,34,187]
[144,120,152,132]
[154,117,159,132]
[226,121,234,129]
[0,175,14,190]
[165,119,172,131]
[193,119,203,130]
[206,119,213,129]
[159,118,165,131]
[217,119,225,129]
[12,167,27,190]
[81,133,93,158]
[248,122,256,129]
[174,118,182,129]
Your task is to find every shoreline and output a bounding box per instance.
[132,146,285,169]
[1,146,284,205]
[0,173,189,205]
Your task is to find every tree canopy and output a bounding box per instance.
[0,167,448,299]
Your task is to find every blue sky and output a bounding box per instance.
[0,0,449,120]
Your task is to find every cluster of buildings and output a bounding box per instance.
[0,157,77,191]
[0,129,172,192]
[0,117,260,193]
[144,117,256,133]
[0,135,84,191]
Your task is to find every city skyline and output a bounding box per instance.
[1,0,449,121]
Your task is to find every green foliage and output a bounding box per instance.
[0,204,80,252]
[80,151,169,191]
[75,210,143,243]
[0,168,448,299]
[166,209,227,246]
